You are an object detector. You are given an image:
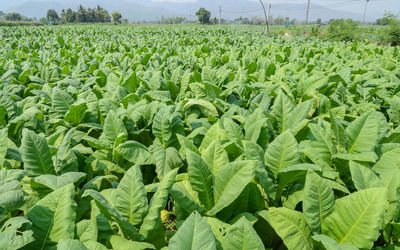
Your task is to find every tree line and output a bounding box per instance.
[46,5,124,24]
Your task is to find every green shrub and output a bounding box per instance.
[386,19,400,46]
[328,19,359,41]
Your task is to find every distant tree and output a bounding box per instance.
[0,11,5,20]
[316,18,322,25]
[275,16,284,25]
[65,8,75,22]
[195,8,211,24]
[122,18,128,24]
[5,12,22,21]
[76,5,87,22]
[112,11,122,24]
[87,8,96,22]
[46,9,59,22]
[95,5,110,22]
[328,18,359,41]
[291,18,297,25]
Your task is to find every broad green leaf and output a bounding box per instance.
[32,172,86,190]
[169,212,216,250]
[27,184,76,249]
[110,235,155,250]
[76,218,98,243]
[64,101,88,125]
[346,110,379,154]
[116,141,152,165]
[52,88,74,115]
[269,207,313,250]
[20,129,55,176]
[199,121,228,153]
[186,150,214,211]
[83,189,144,241]
[55,128,78,174]
[208,161,256,216]
[287,100,312,130]
[0,231,34,250]
[152,107,172,146]
[312,235,358,250]
[140,168,178,248]
[0,128,7,165]
[115,165,148,227]
[101,110,127,145]
[184,99,219,117]
[201,140,229,176]
[349,161,383,190]
[322,188,388,249]
[271,91,294,133]
[330,111,347,152]
[0,180,25,211]
[265,130,299,177]
[151,145,182,179]
[57,239,88,250]
[303,169,335,234]
[221,217,264,250]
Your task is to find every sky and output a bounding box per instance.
[0,0,399,21]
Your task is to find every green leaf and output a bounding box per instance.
[52,88,74,115]
[322,188,388,249]
[184,99,219,117]
[55,128,78,174]
[115,165,148,227]
[221,217,264,250]
[303,169,335,234]
[265,130,299,177]
[170,180,203,215]
[186,150,214,211]
[268,207,313,250]
[64,101,88,125]
[76,218,98,243]
[152,107,172,146]
[116,141,152,165]
[312,235,358,250]
[0,217,34,250]
[169,212,216,250]
[346,110,379,154]
[287,100,312,130]
[32,172,86,190]
[20,129,55,177]
[208,161,256,216]
[0,180,25,211]
[151,145,182,179]
[271,91,294,133]
[101,110,127,145]
[349,161,383,190]
[57,239,88,250]
[140,168,178,248]
[27,184,76,249]
[201,140,229,176]
[0,128,7,165]
[330,111,347,152]
[83,189,144,241]
[110,235,155,250]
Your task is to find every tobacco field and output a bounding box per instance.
[1,25,400,249]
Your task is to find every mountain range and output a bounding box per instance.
[0,0,385,22]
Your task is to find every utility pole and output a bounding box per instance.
[305,0,310,35]
[268,4,271,27]
[259,0,269,34]
[363,0,370,24]
[219,5,221,27]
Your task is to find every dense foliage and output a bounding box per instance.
[1,25,400,249]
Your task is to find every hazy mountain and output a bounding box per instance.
[1,0,383,22]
